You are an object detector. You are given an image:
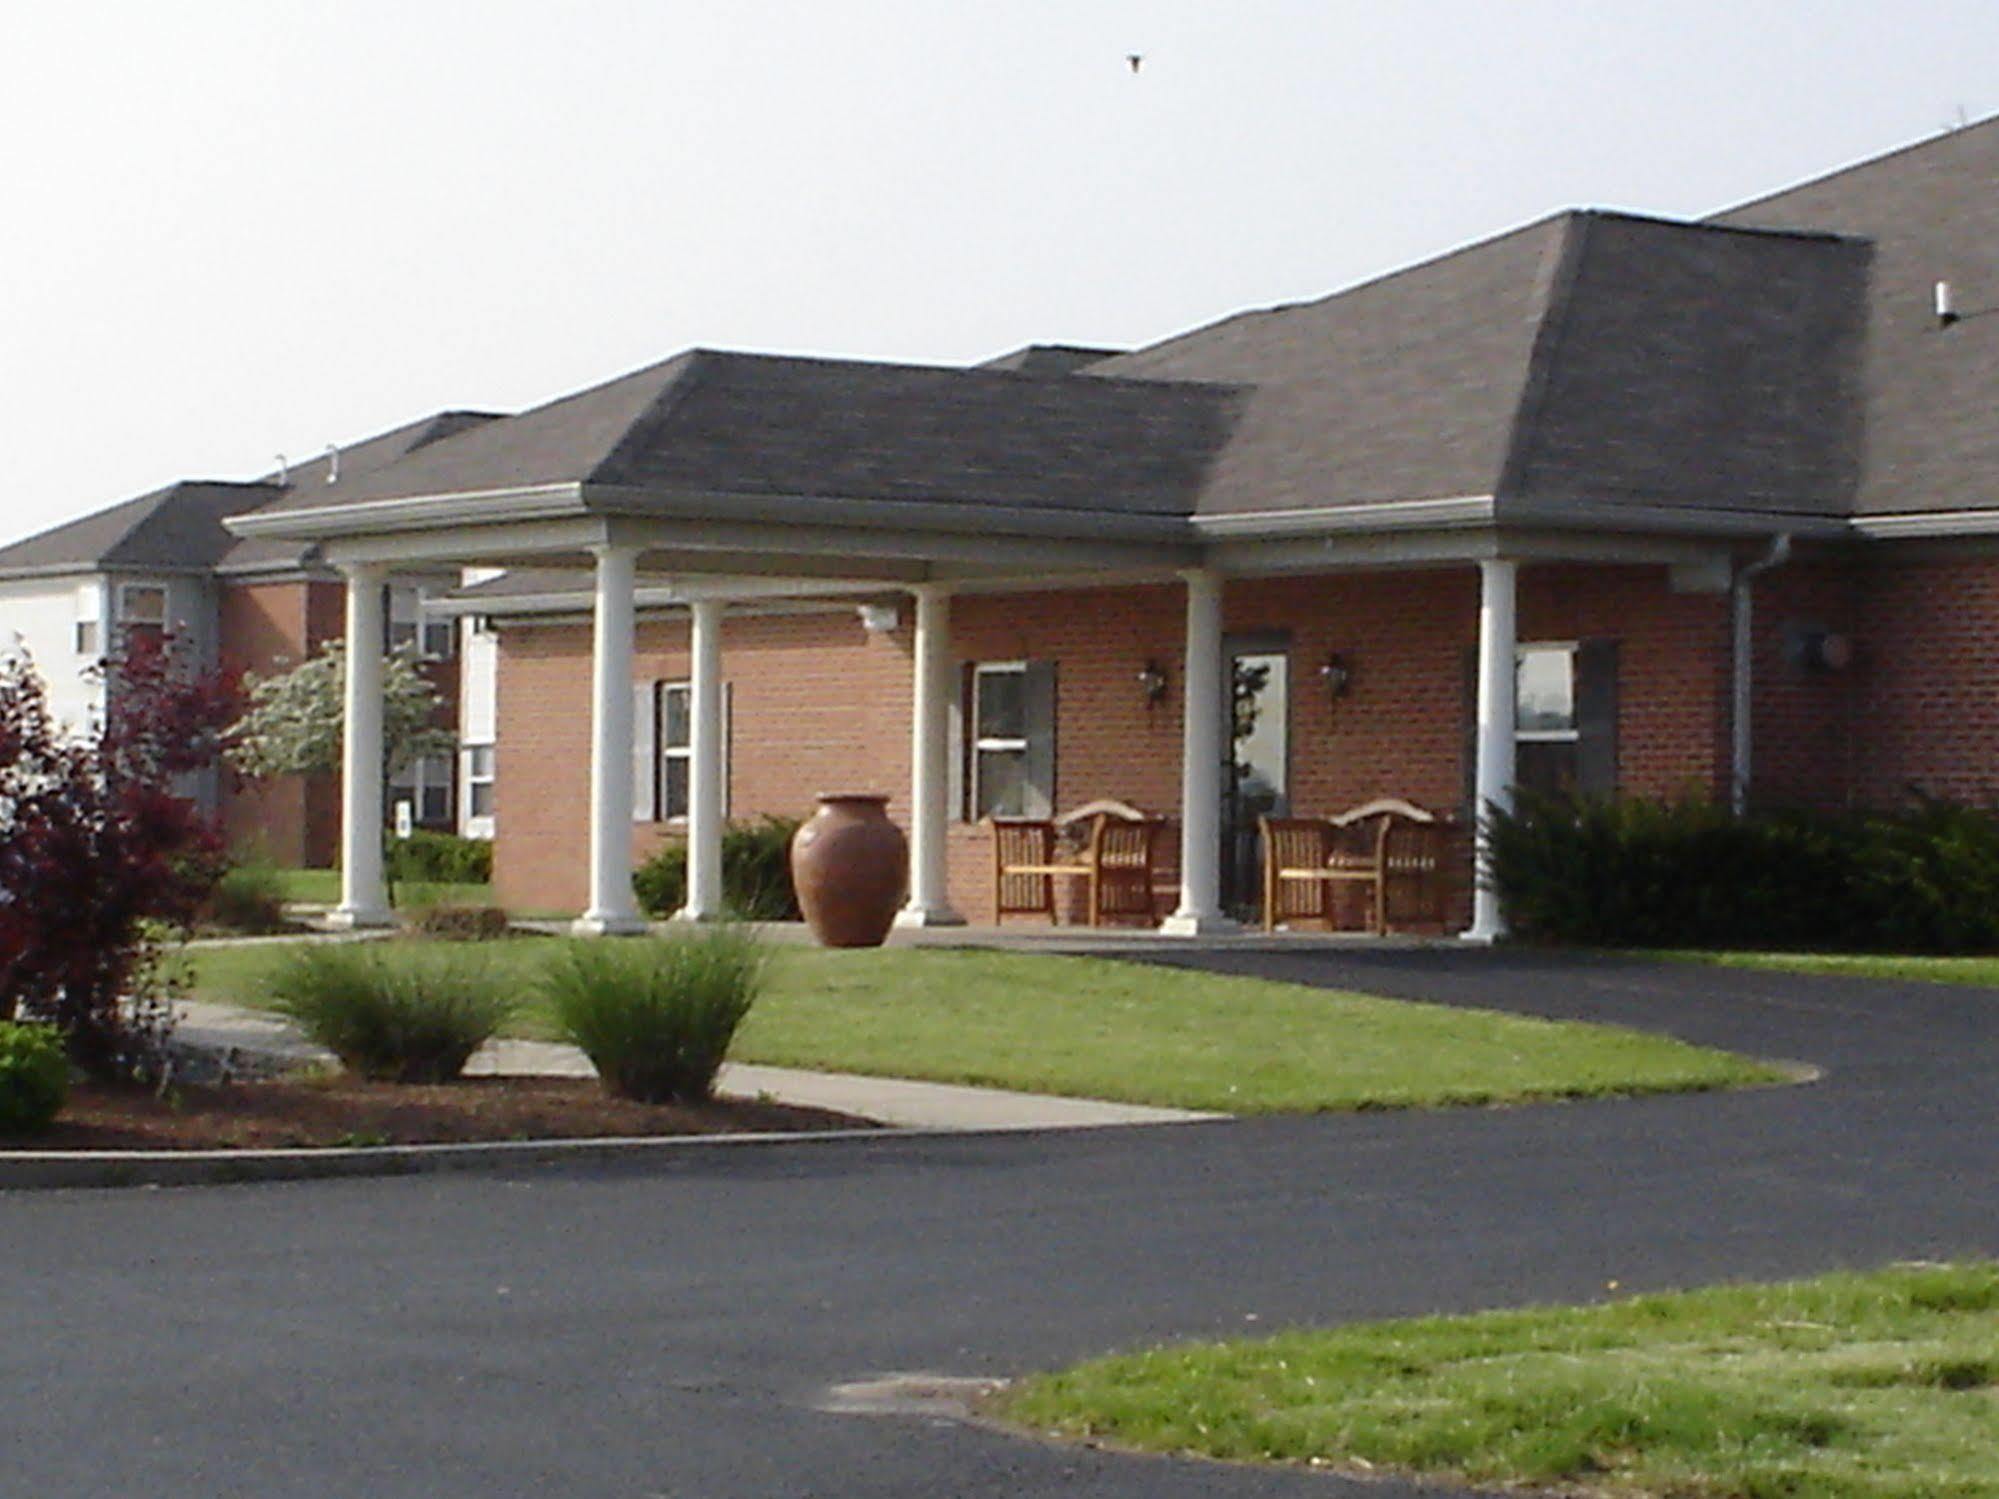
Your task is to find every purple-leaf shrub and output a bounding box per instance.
[0,633,240,1080]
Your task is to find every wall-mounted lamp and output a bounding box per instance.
[1136,659,1169,707]
[1936,280,1959,328]
[1320,652,1353,700]
[856,603,900,634]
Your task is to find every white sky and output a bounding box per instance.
[4,0,1997,547]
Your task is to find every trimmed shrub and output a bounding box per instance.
[634,816,801,921]
[266,942,515,1082]
[0,1021,69,1134]
[201,861,292,934]
[1488,791,1999,952]
[407,904,513,942]
[386,831,493,885]
[540,928,766,1103]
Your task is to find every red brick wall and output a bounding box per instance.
[493,608,912,914]
[216,579,347,867]
[1848,554,1999,804]
[491,565,1754,924]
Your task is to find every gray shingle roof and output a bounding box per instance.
[250,351,1244,520]
[0,481,281,577]
[1711,115,1999,515]
[1096,210,1868,520]
[0,410,508,579]
[976,344,1123,375]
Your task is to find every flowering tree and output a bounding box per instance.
[0,634,240,1080]
[229,639,453,785]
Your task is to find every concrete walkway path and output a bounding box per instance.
[171,999,1219,1132]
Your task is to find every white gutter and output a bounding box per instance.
[1731,533,1793,815]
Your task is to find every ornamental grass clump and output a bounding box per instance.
[0,1021,69,1134]
[267,942,515,1083]
[541,929,767,1104]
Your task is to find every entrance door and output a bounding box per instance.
[1222,636,1289,916]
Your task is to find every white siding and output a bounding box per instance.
[456,567,503,840]
[0,574,107,733]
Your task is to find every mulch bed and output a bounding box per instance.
[1,1077,876,1152]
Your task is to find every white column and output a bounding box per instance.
[331,563,393,929]
[573,543,647,936]
[1466,557,1518,943]
[674,598,727,922]
[1161,568,1238,935]
[895,585,965,928]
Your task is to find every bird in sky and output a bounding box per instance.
[1127,53,1143,74]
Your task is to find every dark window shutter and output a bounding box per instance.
[1575,639,1619,796]
[1023,660,1057,818]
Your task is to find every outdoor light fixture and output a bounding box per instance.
[856,603,900,634]
[1137,659,1169,706]
[1320,652,1353,700]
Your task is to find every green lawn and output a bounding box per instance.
[994,1261,1999,1499]
[174,940,1782,1113]
[1649,950,1999,989]
[271,869,495,911]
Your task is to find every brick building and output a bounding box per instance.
[24,116,1998,936]
[0,417,490,865]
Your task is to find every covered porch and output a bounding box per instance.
[235,491,1757,943]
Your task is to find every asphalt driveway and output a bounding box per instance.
[0,950,1991,1497]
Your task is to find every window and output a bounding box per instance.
[464,744,495,819]
[1514,644,1578,798]
[388,587,455,659]
[390,753,454,826]
[634,680,729,823]
[973,663,1028,817]
[661,682,692,820]
[966,661,1055,819]
[74,620,100,657]
[117,584,166,626]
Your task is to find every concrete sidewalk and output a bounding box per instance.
[172,1000,1221,1133]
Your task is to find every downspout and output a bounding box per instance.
[1730,534,1793,815]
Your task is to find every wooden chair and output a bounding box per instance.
[990,812,1168,926]
[1261,816,1380,932]
[1089,815,1167,925]
[1260,801,1454,934]
[989,818,1077,923]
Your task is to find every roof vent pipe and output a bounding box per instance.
[1731,533,1793,815]
[324,444,340,484]
[275,454,289,485]
[1935,281,1958,327]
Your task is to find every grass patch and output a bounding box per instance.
[994,1261,1999,1498]
[1648,950,1999,990]
[177,943,1779,1113]
[269,869,496,911]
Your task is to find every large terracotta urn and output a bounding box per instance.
[790,794,908,947]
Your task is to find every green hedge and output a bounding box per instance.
[1488,793,1999,953]
[634,816,802,921]
[0,1021,70,1134]
[386,830,493,885]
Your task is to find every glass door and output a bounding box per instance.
[1222,637,1289,916]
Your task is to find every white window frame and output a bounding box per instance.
[463,743,496,821]
[74,620,101,657]
[391,752,454,826]
[660,681,693,822]
[972,660,1029,819]
[1515,641,1580,745]
[388,586,456,661]
[646,680,730,825]
[116,582,167,627]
